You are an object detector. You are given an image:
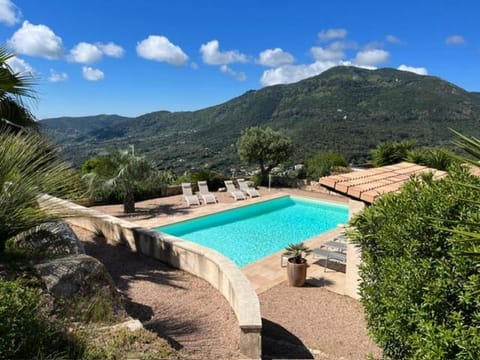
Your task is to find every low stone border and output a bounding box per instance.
[39,195,262,359]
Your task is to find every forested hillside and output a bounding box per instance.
[42,66,480,172]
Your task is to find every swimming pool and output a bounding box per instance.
[156,196,349,267]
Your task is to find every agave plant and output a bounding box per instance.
[283,242,312,264]
[0,46,37,131]
[0,128,82,254]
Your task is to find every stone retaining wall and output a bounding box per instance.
[39,195,262,359]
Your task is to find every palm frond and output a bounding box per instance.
[0,127,82,250]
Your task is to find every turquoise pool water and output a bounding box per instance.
[156,196,348,267]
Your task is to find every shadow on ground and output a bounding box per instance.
[113,203,190,220]
[262,318,314,359]
[312,259,346,273]
[82,235,186,291]
[304,277,335,287]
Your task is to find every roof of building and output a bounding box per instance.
[319,161,447,204]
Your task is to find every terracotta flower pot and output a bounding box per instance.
[286,258,308,287]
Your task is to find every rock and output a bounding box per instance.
[34,254,117,298]
[34,254,126,322]
[9,221,85,257]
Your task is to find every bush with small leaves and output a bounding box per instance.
[0,280,61,359]
[350,166,480,359]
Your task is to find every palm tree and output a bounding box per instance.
[0,127,82,253]
[85,150,159,213]
[0,46,37,131]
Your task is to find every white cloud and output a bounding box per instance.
[5,56,33,74]
[220,64,246,81]
[445,34,465,45]
[310,46,344,61]
[397,64,428,75]
[8,21,63,59]
[318,28,347,42]
[136,35,188,66]
[82,66,104,81]
[69,42,103,64]
[386,35,403,45]
[260,36,392,86]
[0,0,21,26]
[190,62,198,69]
[354,49,389,66]
[200,40,247,65]
[69,41,125,64]
[257,48,294,67]
[98,42,124,57]
[260,60,338,86]
[48,69,68,82]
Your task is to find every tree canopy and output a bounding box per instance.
[237,126,293,184]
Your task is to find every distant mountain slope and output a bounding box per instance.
[41,66,480,171]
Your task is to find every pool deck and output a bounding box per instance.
[91,187,350,295]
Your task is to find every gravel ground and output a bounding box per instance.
[74,227,242,360]
[259,283,381,359]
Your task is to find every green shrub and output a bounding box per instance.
[55,294,119,324]
[69,327,179,360]
[371,140,416,167]
[190,169,226,191]
[304,151,348,180]
[0,280,61,359]
[251,173,263,187]
[350,166,480,359]
[407,148,454,170]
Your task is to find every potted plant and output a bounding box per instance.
[284,242,312,287]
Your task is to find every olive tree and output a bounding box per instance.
[237,127,293,185]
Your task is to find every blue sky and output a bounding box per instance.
[0,0,479,119]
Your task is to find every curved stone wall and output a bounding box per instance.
[39,195,262,359]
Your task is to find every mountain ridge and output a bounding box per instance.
[42,66,480,171]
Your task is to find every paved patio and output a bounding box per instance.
[91,187,350,295]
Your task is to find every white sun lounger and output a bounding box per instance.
[224,180,246,200]
[197,180,217,204]
[181,183,200,206]
[237,178,260,197]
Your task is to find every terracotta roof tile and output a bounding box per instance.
[319,161,447,203]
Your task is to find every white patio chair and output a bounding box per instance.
[197,180,217,204]
[237,178,260,198]
[181,183,200,206]
[224,180,246,200]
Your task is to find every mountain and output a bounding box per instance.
[41,66,480,172]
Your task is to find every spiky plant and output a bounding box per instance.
[0,128,81,253]
[0,46,37,131]
[283,242,312,264]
